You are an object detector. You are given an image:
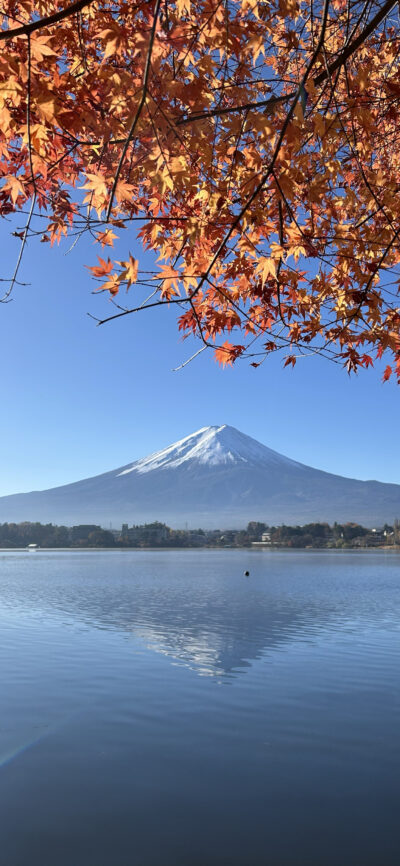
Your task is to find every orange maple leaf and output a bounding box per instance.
[98,274,121,295]
[86,256,114,278]
[157,264,180,299]
[2,175,25,204]
[215,341,234,367]
[95,229,118,248]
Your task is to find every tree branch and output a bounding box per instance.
[0,0,96,42]
[315,0,397,86]
[179,0,397,125]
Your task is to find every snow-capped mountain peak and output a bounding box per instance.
[117,425,304,476]
[0,423,399,528]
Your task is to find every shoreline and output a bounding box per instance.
[1,546,399,553]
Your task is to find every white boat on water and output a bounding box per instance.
[27,543,40,551]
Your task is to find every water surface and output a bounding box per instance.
[1,549,399,865]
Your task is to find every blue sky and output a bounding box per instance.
[1,220,399,497]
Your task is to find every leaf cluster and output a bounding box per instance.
[1,0,400,377]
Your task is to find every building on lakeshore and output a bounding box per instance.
[251,531,272,547]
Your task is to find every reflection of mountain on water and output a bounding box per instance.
[60,589,335,679]
[0,552,348,678]
[134,623,238,677]
[128,595,329,678]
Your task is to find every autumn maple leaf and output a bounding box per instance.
[81,173,108,197]
[99,275,121,295]
[215,341,235,367]
[36,89,59,124]
[256,257,277,284]
[86,256,114,278]
[2,175,25,204]
[119,254,139,288]
[157,265,181,299]
[95,229,118,248]
[30,36,56,62]
[383,365,392,382]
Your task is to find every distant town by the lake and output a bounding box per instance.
[2,519,400,550]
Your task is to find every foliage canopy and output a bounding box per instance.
[1,0,400,376]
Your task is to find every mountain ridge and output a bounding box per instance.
[0,425,399,528]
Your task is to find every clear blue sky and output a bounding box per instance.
[1,221,399,496]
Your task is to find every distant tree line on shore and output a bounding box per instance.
[1,520,400,549]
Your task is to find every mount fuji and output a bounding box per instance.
[1,424,400,528]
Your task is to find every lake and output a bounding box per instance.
[0,549,399,865]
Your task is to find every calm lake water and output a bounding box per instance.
[0,549,399,866]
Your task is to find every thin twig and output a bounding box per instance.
[172,346,207,370]
[0,194,36,303]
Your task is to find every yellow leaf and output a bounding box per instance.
[81,172,108,198]
[256,257,276,283]
[30,36,56,63]
[36,93,58,124]
[176,0,191,13]
[161,168,174,191]
[120,254,139,287]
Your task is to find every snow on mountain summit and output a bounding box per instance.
[2,423,400,528]
[117,425,305,476]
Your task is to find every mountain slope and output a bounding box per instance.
[0,425,399,527]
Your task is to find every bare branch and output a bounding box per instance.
[0,195,36,303]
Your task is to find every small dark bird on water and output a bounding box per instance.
[244,570,250,576]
